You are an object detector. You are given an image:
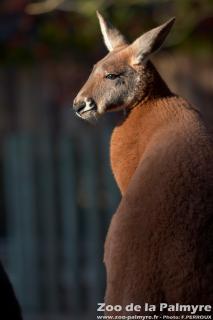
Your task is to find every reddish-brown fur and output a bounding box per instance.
[107,93,213,315]
[73,13,213,316]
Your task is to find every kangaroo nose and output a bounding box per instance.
[73,98,97,116]
[73,100,86,114]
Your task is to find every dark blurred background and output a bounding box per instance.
[0,0,212,319]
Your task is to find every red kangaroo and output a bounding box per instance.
[73,12,213,316]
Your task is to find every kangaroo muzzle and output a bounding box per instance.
[73,98,97,119]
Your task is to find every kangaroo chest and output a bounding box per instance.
[110,108,143,194]
[109,101,173,194]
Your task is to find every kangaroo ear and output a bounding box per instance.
[96,11,128,52]
[130,17,175,65]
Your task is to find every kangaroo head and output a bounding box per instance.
[73,12,175,122]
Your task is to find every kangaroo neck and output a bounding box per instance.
[110,94,180,194]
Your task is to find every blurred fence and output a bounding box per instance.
[1,131,120,318]
[0,66,120,318]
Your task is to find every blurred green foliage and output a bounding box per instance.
[0,0,212,64]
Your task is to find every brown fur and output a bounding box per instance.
[73,14,213,316]
[106,90,213,315]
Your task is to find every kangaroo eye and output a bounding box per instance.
[105,73,119,80]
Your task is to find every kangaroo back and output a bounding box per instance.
[105,95,213,315]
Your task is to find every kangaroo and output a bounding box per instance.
[73,12,213,316]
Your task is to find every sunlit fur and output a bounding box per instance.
[106,95,213,316]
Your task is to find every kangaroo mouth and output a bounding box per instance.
[76,107,99,122]
[79,106,96,116]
